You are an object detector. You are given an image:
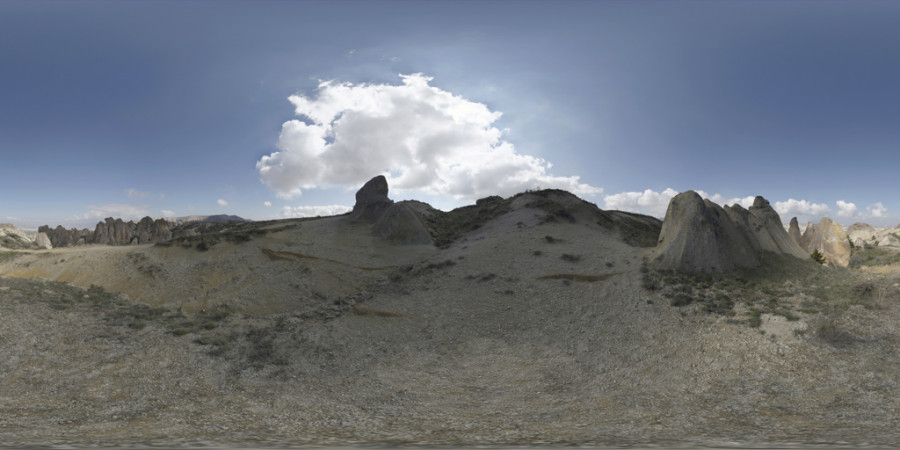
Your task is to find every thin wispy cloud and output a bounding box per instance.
[72,204,150,222]
[125,188,149,199]
[217,199,228,207]
[256,73,602,201]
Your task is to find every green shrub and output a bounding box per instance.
[810,249,826,265]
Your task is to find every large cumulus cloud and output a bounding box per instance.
[257,74,601,200]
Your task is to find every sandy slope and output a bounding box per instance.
[0,217,433,314]
[2,204,900,446]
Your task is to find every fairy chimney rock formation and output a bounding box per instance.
[789,217,802,244]
[798,218,851,267]
[652,191,808,272]
[349,175,394,222]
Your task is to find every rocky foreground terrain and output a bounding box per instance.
[2,180,900,447]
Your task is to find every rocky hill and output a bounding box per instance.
[2,181,900,447]
[652,191,808,272]
[0,223,45,250]
[846,222,900,249]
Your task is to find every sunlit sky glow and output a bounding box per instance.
[2,0,900,229]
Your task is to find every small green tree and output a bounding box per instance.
[811,249,826,265]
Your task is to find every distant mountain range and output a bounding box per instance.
[162,214,248,225]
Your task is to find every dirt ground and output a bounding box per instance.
[2,201,900,447]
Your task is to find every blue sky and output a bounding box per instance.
[2,0,900,229]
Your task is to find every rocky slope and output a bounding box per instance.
[0,223,42,250]
[846,222,900,249]
[3,182,900,447]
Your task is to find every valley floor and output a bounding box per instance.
[2,211,900,447]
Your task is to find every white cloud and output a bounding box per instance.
[604,188,679,217]
[125,188,149,199]
[73,204,150,222]
[256,73,601,201]
[774,199,831,217]
[217,199,228,207]
[264,201,272,207]
[836,200,858,218]
[160,210,176,217]
[280,205,352,218]
[696,191,756,209]
[867,202,887,218]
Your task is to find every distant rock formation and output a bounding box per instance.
[39,216,173,248]
[798,218,851,267]
[840,222,900,249]
[878,233,900,248]
[0,224,40,250]
[33,232,52,249]
[38,225,93,248]
[652,191,808,272]
[93,217,172,246]
[789,217,802,244]
[348,176,432,245]
[846,222,876,249]
[349,175,394,222]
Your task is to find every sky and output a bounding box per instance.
[2,0,900,229]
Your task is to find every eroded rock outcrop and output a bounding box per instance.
[38,225,93,248]
[798,218,851,267]
[846,222,876,249]
[1,224,39,250]
[39,216,173,248]
[652,191,808,272]
[349,175,394,222]
[33,232,52,249]
[93,216,172,246]
[348,176,432,245]
[789,217,802,245]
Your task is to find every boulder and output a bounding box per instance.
[349,175,393,222]
[33,232,52,249]
[373,202,434,245]
[652,191,808,272]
